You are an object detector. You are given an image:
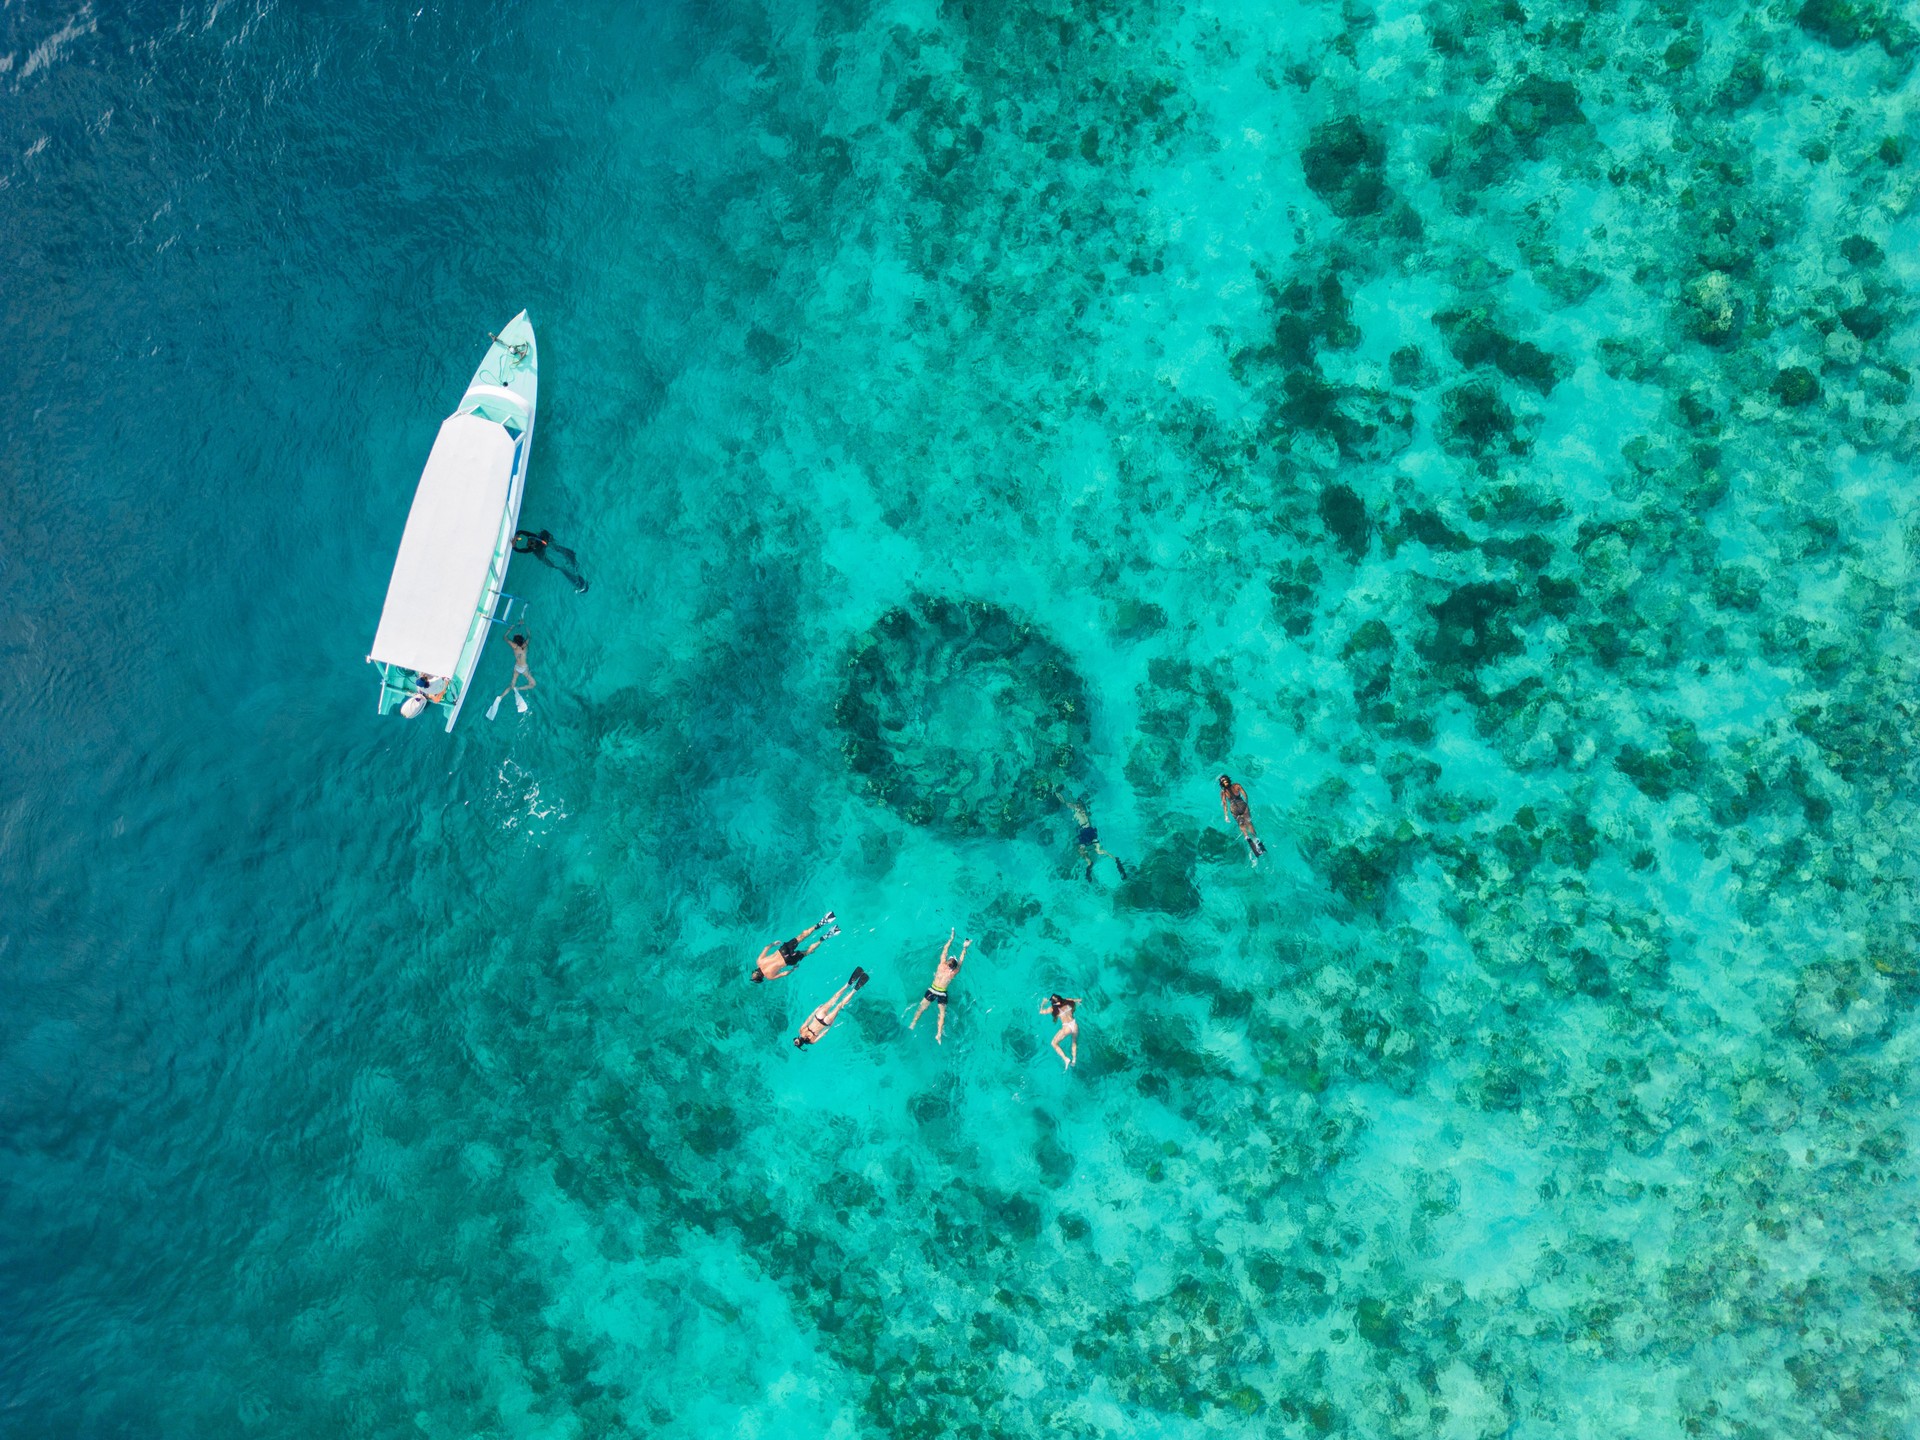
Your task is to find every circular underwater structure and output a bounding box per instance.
[836,595,1092,836]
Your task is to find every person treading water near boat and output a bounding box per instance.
[752,912,840,982]
[1042,994,1083,1070]
[1058,792,1127,882]
[486,632,536,720]
[398,673,448,719]
[1218,773,1267,865]
[909,928,969,1044]
[794,969,868,1049]
[513,528,588,594]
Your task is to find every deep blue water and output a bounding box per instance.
[5,0,1920,1435]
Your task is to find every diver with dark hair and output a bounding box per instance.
[513,528,588,593]
[752,912,839,982]
[1218,774,1266,865]
[487,631,536,719]
[1059,793,1128,882]
[794,969,868,1049]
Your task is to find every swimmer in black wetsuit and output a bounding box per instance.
[513,528,589,593]
[1060,794,1128,882]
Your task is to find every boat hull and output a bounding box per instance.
[369,312,539,731]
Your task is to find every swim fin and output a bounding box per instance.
[849,967,869,991]
[486,693,504,720]
[514,692,530,714]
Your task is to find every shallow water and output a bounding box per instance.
[4,0,1920,1435]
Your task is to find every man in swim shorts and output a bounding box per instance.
[794,969,868,1049]
[1061,793,1128,882]
[752,912,838,982]
[1218,774,1267,865]
[909,928,969,1044]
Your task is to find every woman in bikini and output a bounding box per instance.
[490,633,537,716]
[751,912,838,982]
[1218,773,1267,865]
[1041,994,1083,1069]
[794,969,868,1049]
[909,928,969,1044]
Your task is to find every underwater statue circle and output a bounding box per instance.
[836,595,1092,836]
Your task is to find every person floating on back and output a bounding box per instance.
[487,632,536,719]
[1042,994,1083,1069]
[752,912,838,982]
[794,969,868,1049]
[1218,773,1267,865]
[909,928,969,1044]
[513,528,589,593]
[1060,793,1128,882]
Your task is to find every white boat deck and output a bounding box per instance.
[369,414,518,679]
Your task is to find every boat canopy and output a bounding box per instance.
[369,413,516,677]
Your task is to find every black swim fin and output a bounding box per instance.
[849,967,870,990]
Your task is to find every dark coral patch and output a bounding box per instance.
[1421,582,1524,673]
[1435,307,1565,393]
[1301,115,1388,218]
[1495,75,1586,147]
[1319,483,1371,560]
[838,595,1092,836]
[1773,365,1820,406]
[1439,381,1529,458]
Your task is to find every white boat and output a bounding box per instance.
[367,313,538,731]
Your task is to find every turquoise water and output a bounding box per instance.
[5,0,1920,1433]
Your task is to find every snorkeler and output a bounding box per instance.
[513,528,589,594]
[794,969,868,1049]
[1060,793,1128,882]
[486,632,536,719]
[752,912,839,982]
[909,928,969,1044]
[1218,774,1267,864]
[1041,994,1083,1070]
